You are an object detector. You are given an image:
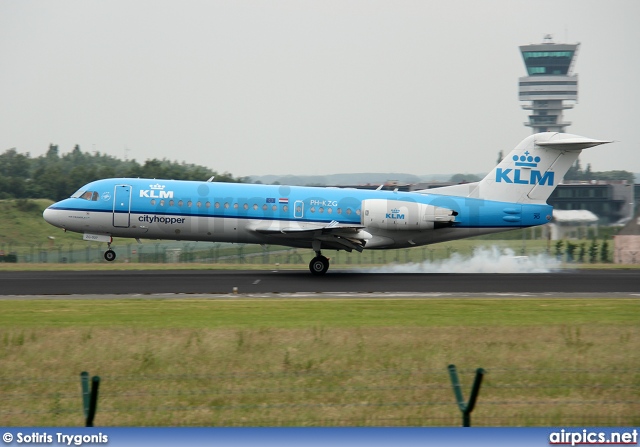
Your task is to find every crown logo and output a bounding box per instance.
[149,183,166,190]
[513,151,540,168]
[391,208,400,213]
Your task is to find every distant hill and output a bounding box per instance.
[0,199,83,247]
[247,172,481,186]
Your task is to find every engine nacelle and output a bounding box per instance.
[361,199,456,231]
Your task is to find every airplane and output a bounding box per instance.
[43,132,611,274]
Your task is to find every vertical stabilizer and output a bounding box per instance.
[468,132,612,204]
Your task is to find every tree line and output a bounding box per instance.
[0,144,247,202]
[2,145,634,203]
[564,158,634,182]
[554,239,611,263]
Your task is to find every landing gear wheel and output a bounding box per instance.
[104,249,116,262]
[309,256,329,275]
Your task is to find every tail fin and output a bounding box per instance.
[466,132,612,204]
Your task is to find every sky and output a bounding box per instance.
[1,0,638,178]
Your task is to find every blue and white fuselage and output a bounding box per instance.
[44,179,551,246]
[43,132,612,274]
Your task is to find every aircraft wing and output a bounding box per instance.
[252,220,371,252]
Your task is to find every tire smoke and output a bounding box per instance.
[364,246,560,273]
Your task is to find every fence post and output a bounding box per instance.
[447,364,485,427]
[80,371,100,427]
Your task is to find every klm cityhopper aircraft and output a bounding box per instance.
[43,132,611,274]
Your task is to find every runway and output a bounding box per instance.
[0,269,639,296]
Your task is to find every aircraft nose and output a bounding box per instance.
[43,206,61,228]
[43,206,53,224]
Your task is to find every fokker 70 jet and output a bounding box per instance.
[43,132,611,274]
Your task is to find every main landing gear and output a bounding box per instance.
[104,241,116,262]
[309,251,330,275]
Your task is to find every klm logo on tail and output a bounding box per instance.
[495,152,554,186]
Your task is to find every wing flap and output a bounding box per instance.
[251,220,371,252]
[253,220,365,235]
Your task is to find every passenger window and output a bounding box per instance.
[187,201,192,207]
[224,202,230,209]
[272,205,277,211]
[160,200,165,206]
[169,200,175,206]
[215,202,220,208]
[283,205,288,212]
[244,203,249,210]
[178,200,184,207]
[197,201,202,208]
[262,204,267,210]
[234,203,238,209]
[151,199,156,205]
[206,201,211,208]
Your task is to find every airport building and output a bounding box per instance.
[547,181,634,226]
[613,212,640,264]
[519,35,579,133]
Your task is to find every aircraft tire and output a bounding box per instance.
[309,256,329,275]
[104,250,116,262]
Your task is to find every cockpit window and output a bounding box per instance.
[73,190,99,201]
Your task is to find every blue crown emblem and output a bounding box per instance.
[390,208,400,213]
[512,151,541,168]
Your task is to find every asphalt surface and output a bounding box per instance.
[0,269,639,296]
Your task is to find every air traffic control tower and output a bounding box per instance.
[519,35,579,133]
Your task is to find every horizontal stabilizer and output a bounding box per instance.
[536,136,613,151]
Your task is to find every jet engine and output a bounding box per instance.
[361,199,457,231]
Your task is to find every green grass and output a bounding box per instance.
[0,298,638,328]
[0,298,638,427]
